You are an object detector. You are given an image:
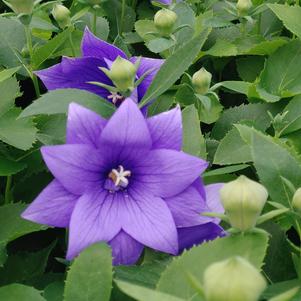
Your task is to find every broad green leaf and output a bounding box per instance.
[0,76,20,115]
[0,108,37,150]
[236,56,265,82]
[257,40,301,102]
[175,84,196,106]
[44,281,64,301]
[263,280,300,299]
[0,284,45,301]
[116,281,185,301]
[268,4,301,39]
[213,80,251,95]
[148,92,174,117]
[203,164,249,178]
[64,243,112,301]
[157,232,269,299]
[0,157,26,176]
[147,38,175,53]
[0,67,20,83]
[135,20,157,42]
[182,105,206,159]
[32,27,73,69]
[197,93,223,124]
[20,89,115,118]
[236,125,301,206]
[140,28,211,107]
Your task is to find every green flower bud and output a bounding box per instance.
[292,188,301,214]
[204,257,266,301]
[3,0,34,15]
[52,4,71,29]
[220,175,268,231]
[192,67,212,95]
[154,8,177,37]
[236,0,253,17]
[104,57,137,92]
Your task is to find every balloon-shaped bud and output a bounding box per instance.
[154,8,177,37]
[192,67,212,95]
[292,188,301,214]
[204,257,267,301]
[3,0,34,15]
[52,4,71,29]
[104,57,137,92]
[220,175,268,231]
[236,0,253,17]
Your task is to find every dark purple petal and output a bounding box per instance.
[135,149,208,198]
[130,57,164,100]
[35,57,112,99]
[67,189,122,260]
[177,223,225,253]
[147,106,182,150]
[109,230,144,265]
[41,145,106,195]
[21,180,78,228]
[81,27,127,60]
[100,99,152,151]
[121,186,178,255]
[165,185,210,227]
[66,103,107,147]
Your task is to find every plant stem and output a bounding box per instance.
[4,176,12,205]
[69,32,76,57]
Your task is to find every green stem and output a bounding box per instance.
[69,32,76,57]
[92,9,97,35]
[120,0,126,34]
[4,176,12,205]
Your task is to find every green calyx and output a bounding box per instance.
[154,8,178,37]
[3,0,34,15]
[52,4,71,29]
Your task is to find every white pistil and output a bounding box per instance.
[109,165,131,188]
[107,92,124,105]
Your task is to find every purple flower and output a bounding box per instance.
[35,28,164,107]
[22,100,224,265]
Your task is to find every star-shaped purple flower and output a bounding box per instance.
[35,28,164,107]
[22,100,224,265]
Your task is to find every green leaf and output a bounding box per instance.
[0,284,46,301]
[147,38,175,53]
[203,164,250,178]
[268,4,301,40]
[64,243,112,301]
[0,67,20,83]
[43,281,64,301]
[257,40,301,102]
[135,20,157,42]
[236,56,265,82]
[20,89,115,119]
[182,105,206,159]
[140,28,211,107]
[116,281,185,301]
[0,76,20,115]
[236,125,301,206]
[0,157,26,176]
[147,92,174,117]
[197,93,223,124]
[157,232,269,300]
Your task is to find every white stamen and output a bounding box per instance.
[107,92,124,105]
[110,165,131,188]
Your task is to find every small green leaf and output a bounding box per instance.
[64,243,113,301]
[0,284,45,301]
[0,157,26,176]
[43,281,64,301]
[0,67,20,83]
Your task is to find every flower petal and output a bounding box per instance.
[147,106,182,150]
[130,57,164,100]
[21,180,78,227]
[81,27,127,60]
[109,230,144,265]
[67,103,107,147]
[165,185,210,227]
[177,223,225,253]
[41,144,106,195]
[135,149,208,198]
[121,186,178,255]
[67,189,122,260]
[35,57,112,99]
[100,99,152,150]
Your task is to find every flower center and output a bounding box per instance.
[107,92,125,106]
[108,165,131,188]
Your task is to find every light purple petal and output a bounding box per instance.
[165,185,209,227]
[81,27,127,60]
[67,189,122,260]
[109,230,144,265]
[177,223,225,253]
[21,180,78,228]
[153,0,172,4]
[41,145,106,195]
[135,149,208,198]
[130,57,164,100]
[147,106,182,150]
[121,186,178,255]
[100,99,152,150]
[66,103,107,147]
[35,57,112,99]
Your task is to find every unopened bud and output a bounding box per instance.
[52,4,71,29]
[220,175,268,231]
[154,8,177,37]
[292,188,301,214]
[192,67,212,95]
[236,0,252,17]
[3,0,34,15]
[204,257,266,301]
